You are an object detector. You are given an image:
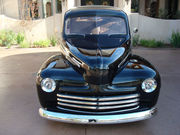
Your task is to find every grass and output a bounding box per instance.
[19,40,30,48]
[50,36,58,46]
[170,32,180,48]
[132,35,140,47]
[139,39,164,48]
[32,40,50,48]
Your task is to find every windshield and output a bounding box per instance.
[65,16,127,36]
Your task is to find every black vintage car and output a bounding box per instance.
[36,6,161,124]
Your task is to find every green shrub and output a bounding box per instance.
[19,40,30,48]
[33,40,50,48]
[170,32,180,48]
[139,39,164,48]
[50,36,58,46]
[158,9,169,19]
[132,35,140,47]
[172,11,180,19]
[0,30,16,48]
[16,32,25,44]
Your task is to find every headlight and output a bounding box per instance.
[142,78,157,93]
[41,78,56,92]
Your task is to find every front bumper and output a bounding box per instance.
[39,107,157,124]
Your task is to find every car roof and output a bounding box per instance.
[65,6,127,18]
[70,5,123,11]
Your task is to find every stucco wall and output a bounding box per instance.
[129,13,180,43]
[2,0,19,19]
[0,14,62,42]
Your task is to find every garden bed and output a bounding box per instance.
[132,32,180,48]
[0,30,58,48]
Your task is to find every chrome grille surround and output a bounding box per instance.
[57,93,140,113]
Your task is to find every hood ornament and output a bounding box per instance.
[97,48,102,57]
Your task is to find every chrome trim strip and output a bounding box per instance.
[68,56,80,67]
[39,107,157,124]
[105,86,137,92]
[57,94,139,102]
[71,57,82,65]
[118,52,130,68]
[70,57,81,67]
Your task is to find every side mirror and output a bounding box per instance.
[133,28,138,33]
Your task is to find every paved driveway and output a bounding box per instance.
[0,47,180,135]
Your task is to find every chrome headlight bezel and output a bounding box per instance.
[142,78,157,93]
[41,78,56,93]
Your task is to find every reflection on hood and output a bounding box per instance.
[66,41,126,69]
[78,48,116,57]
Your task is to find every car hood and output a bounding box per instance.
[66,40,128,70]
[63,35,131,84]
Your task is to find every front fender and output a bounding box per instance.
[113,54,161,108]
[36,54,85,109]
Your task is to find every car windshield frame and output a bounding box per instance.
[64,15,128,37]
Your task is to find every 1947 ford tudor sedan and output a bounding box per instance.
[36,6,161,124]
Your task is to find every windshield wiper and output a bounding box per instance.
[108,34,127,38]
[66,34,85,38]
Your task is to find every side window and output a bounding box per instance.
[65,18,71,34]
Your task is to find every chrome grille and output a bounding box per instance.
[57,93,140,112]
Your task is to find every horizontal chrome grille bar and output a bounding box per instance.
[57,102,97,109]
[57,94,139,102]
[98,94,139,101]
[98,102,139,110]
[57,102,139,110]
[57,94,97,101]
[99,98,139,105]
[57,98,97,105]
